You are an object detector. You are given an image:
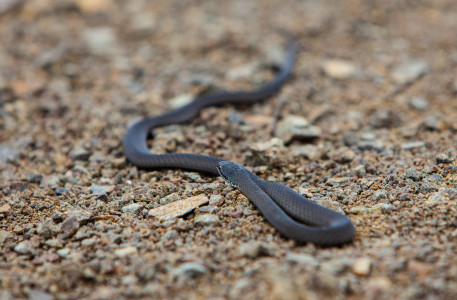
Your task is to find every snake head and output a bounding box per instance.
[217,161,243,189]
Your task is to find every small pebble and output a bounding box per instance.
[322,59,357,79]
[27,172,43,184]
[121,203,143,214]
[409,97,429,111]
[239,241,275,258]
[369,203,394,214]
[0,144,19,163]
[352,257,371,276]
[285,253,318,267]
[392,59,428,84]
[14,240,36,256]
[435,153,451,164]
[0,203,11,214]
[28,289,53,300]
[171,262,207,279]
[69,147,90,160]
[61,216,79,239]
[76,0,112,13]
[149,195,208,220]
[275,115,320,144]
[57,248,70,257]
[209,195,223,206]
[159,193,179,205]
[90,184,115,196]
[400,141,425,150]
[405,168,421,181]
[423,116,440,130]
[193,214,219,226]
[114,246,137,257]
[169,94,194,109]
[82,27,117,55]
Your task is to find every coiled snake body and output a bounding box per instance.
[123,39,355,246]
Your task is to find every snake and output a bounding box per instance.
[123,38,355,246]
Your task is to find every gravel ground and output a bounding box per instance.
[1,0,457,299]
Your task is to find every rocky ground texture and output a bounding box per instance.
[1,0,457,299]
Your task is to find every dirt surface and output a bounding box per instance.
[1,0,457,299]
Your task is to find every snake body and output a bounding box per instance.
[123,39,355,246]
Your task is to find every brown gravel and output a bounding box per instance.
[1,0,457,299]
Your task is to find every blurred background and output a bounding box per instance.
[1,0,457,299]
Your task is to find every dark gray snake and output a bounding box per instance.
[123,39,355,246]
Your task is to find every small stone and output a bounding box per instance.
[45,238,63,248]
[244,114,275,127]
[352,257,371,276]
[14,240,36,256]
[149,195,209,220]
[52,211,64,223]
[344,132,359,146]
[36,222,53,240]
[0,203,11,214]
[169,93,194,109]
[0,143,19,164]
[322,59,357,79]
[275,115,318,144]
[354,165,366,176]
[114,246,137,257]
[61,216,79,238]
[336,149,355,163]
[82,27,117,55]
[372,190,388,201]
[314,199,345,214]
[90,184,115,196]
[399,193,412,201]
[427,191,448,202]
[285,253,318,267]
[159,192,179,205]
[423,116,440,130]
[69,147,90,160]
[409,97,429,111]
[392,59,428,84]
[435,153,451,164]
[171,262,207,280]
[28,289,53,300]
[76,0,112,13]
[161,230,179,241]
[350,206,369,214]
[193,214,219,226]
[405,168,421,181]
[55,188,68,195]
[65,206,93,223]
[361,132,376,141]
[209,195,223,206]
[290,145,320,159]
[400,141,425,150]
[0,230,13,246]
[226,62,257,80]
[0,0,18,14]
[121,203,143,214]
[57,248,70,257]
[27,172,43,184]
[369,203,394,214]
[248,138,286,167]
[365,276,392,296]
[321,258,352,275]
[238,241,275,258]
[89,152,107,163]
[197,182,225,193]
[370,109,402,128]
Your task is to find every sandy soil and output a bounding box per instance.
[1,0,457,299]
